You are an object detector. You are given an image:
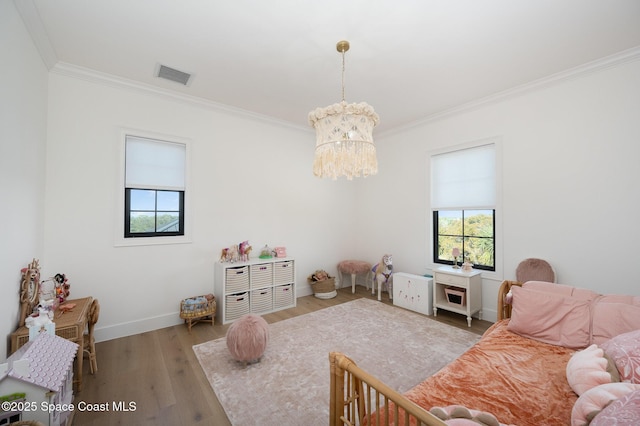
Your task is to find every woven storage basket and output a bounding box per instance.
[180,294,216,332]
[309,277,335,294]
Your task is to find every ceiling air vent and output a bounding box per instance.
[156,64,192,86]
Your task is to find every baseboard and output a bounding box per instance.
[296,285,312,298]
[481,308,497,323]
[95,285,312,342]
[94,312,184,343]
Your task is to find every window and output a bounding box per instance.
[431,143,496,271]
[433,209,495,270]
[124,135,186,238]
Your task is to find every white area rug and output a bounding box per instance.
[193,298,480,426]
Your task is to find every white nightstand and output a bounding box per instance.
[433,265,482,327]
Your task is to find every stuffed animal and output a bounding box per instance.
[372,254,394,301]
[227,244,240,262]
[239,240,252,261]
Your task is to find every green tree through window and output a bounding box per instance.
[433,209,495,271]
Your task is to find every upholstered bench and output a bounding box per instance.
[337,260,372,294]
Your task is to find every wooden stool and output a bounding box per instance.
[337,260,372,294]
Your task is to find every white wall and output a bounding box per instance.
[0,1,48,361]
[4,1,639,348]
[356,58,640,321]
[42,72,360,342]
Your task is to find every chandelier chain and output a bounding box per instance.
[341,50,346,102]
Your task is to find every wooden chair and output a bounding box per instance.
[83,298,100,374]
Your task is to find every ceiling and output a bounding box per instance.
[16,0,640,134]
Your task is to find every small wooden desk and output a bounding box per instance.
[10,297,93,391]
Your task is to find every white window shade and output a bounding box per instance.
[431,143,495,209]
[125,136,185,189]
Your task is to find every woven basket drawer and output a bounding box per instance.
[225,292,250,321]
[274,261,294,284]
[226,266,250,292]
[250,263,273,288]
[274,284,294,309]
[250,288,273,313]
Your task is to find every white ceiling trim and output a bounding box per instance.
[385,45,640,136]
[51,43,640,140]
[50,62,312,134]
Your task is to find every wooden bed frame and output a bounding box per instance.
[329,280,523,426]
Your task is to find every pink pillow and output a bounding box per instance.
[599,295,640,305]
[600,329,640,383]
[592,303,640,345]
[507,286,591,348]
[567,344,617,395]
[590,388,640,425]
[522,281,599,300]
[571,383,640,426]
[430,405,505,426]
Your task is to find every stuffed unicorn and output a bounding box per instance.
[372,254,394,301]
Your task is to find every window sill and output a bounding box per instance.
[114,235,192,247]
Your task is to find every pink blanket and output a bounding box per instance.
[379,320,577,425]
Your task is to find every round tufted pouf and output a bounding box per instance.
[337,260,372,294]
[226,314,269,364]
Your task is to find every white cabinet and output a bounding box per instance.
[393,273,433,316]
[433,266,482,327]
[214,257,296,324]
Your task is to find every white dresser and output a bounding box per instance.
[392,273,433,316]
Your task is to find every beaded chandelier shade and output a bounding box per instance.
[308,41,379,180]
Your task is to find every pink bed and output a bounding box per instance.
[330,280,640,426]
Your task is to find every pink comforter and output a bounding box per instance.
[400,320,577,425]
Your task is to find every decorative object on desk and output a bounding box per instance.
[19,259,41,327]
[25,307,55,341]
[452,247,461,269]
[226,313,269,365]
[308,40,379,180]
[462,260,474,272]
[58,303,76,313]
[307,269,336,299]
[180,294,216,332]
[372,254,394,300]
[258,244,273,259]
[53,273,71,303]
[274,246,287,258]
[238,240,252,261]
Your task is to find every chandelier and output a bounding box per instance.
[308,40,379,180]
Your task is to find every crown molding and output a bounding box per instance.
[380,45,640,137]
[50,62,311,133]
[14,0,58,69]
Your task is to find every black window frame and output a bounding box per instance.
[433,209,495,271]
[124,188,185,238]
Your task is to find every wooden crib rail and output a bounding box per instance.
[497,280,523,321]
[329,352,446,426]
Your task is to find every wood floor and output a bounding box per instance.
[72,286,492,425]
